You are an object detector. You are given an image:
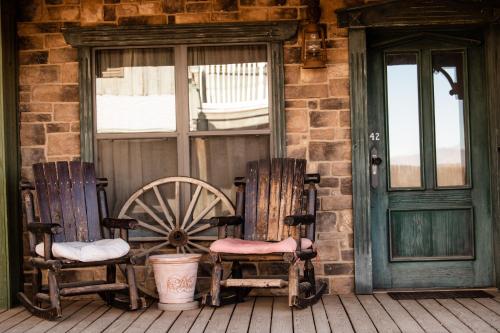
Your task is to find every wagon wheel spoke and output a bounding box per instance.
[144,256,152,281]
[138,241,171,258]
[185,245,194,253]
[189,236,218,241]
[187,223,212,236]
[187,240,210,253]
[185,197,222,232]
[153,185,175,230]
[181,185,202,229]
[175,181,180,228]
[134,198,171,232]
[139,256,158,299]
[130,218,169,236]
[129,236,166,242]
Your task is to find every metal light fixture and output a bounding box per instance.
[301,22,327,69]
[301,0,326,69]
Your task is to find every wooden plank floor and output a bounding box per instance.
[1,294,499,333]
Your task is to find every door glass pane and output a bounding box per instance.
[190,135,269,205]
[188,45,269,131]
[95,48,176,133]
[386,53,422,188]
[432,51,467,187]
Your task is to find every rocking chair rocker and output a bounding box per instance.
[18,161,143,320]
[203,158,327,308]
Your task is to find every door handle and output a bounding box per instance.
[370,147,382,188]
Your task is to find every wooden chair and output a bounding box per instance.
[18,161,143,320]
[203,158,327,308]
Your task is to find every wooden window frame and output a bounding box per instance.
[92,43,273,180]
[63,21,299,162]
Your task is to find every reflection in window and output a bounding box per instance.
[188,45,269,131]
[95,48,176,133]
[432,51,467,187]
[386,53,422,188]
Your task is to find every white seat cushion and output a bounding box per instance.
[35,238,130,262]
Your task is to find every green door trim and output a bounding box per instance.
[0,0,21,309]
[349,26,500,293]
[349,28,373,294]
[485,24,500,293]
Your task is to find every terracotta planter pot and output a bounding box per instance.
[150,254,202,310]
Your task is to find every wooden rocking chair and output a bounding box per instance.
[203,158,327,308]
[18,161,143,320]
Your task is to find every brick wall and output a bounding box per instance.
[17,0,360,294]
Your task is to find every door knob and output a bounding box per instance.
[371,156,382,166]
[370,147,382,188]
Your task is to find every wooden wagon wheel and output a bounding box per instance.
[118,176,235,298]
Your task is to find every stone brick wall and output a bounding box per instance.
[17,0,360,294]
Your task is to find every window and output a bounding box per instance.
[94,44,273,214]
[63,23,295,215]
[95,48,176,133]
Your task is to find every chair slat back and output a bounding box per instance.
[82,163,101,240]
[33,161,102,242]
[244,158,306,241]
[56,162,77,241]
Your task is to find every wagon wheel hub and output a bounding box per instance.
[169,228,188,247]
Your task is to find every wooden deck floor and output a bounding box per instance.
[0,293,499,333]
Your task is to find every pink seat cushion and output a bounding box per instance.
[210,237,313,254]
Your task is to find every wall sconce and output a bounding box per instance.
[301,22,327,69]
[302,0,326,69]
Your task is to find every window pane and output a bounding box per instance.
[432,51,467,187]
[386,53,422,188]
[95,48,176,133]
[97,138,178,216]
[190,135,270,204]
[188,45,269,131]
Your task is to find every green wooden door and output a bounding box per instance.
[369,33,494,289]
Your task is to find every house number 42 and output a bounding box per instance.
[369,132,380,141]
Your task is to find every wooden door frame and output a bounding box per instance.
[0,0,21,308]
[336,0,500,293]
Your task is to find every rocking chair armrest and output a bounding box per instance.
[305,173,320,184]
[234,177,246,187]
[20,181,35,191]
[102,218,138,230]
[97,177,108,188]
[284,214,315,226]
[27,223,63,235]
[209,216,244,227]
